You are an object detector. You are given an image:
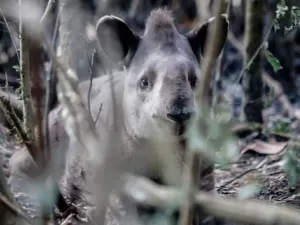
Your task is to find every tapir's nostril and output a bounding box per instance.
[167,111,193,125]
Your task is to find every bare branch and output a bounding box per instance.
[39,0,56,24]
[44,36,119,224]
[86,50,95,118]
[0,93,32,150]
[197,2,228,104]
[0,7,20,63]
[43,2,60,155]
[19,0,35,145]
[234,19,275,92]
[179,1,229,225]
[262,71,300,119]
[124,175,300,225]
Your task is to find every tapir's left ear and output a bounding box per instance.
[185,14,229,60]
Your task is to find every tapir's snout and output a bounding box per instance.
[166,96,195,126]
[167,110,193,125]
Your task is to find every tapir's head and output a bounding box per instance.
[96,8,228,140]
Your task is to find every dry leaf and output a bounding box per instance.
[240,139,288,156]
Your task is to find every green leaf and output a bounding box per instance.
[238,183,262,200]
[283,145,300,190]
[270,118,291,133]
[292,6,300,25]
[12,65,20,72]
[265,50,283,73]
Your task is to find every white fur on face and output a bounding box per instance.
[143,77,177,139]
[124,71,177,141]
[123,52,200,141]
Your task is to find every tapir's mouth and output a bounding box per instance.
[152,114,187,138]
[175,124,185,136]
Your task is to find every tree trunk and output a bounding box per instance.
[242,0,264,123]
[267,0,296,100]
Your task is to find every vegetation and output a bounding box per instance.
[0,0,300,225]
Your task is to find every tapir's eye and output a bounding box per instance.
[140,77,150,89]
[139,69,155,90]
[188,72,198,89]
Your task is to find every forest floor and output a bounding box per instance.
[214,77,300,211]
[216,152,299,208]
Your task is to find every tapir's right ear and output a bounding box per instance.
[185,14,228,61]
[96,15,140,65]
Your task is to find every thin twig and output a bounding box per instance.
[217,157,268,191]
[0,7,20,63]
[40,0,56,24]
[0,95,31,149]
[43,30,116,224]
[227,31,245,55]
[86,50,95,117]
[263,71,300,119]
[60,213,75,225]
[233,18,275,92]
[0,191,33,225]
[43,2,60,159]
[94,103,102,124]
[19,0,35,146]
[0,29,20,38]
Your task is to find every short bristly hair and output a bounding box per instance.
[144,8,178,45]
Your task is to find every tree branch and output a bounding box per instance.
[124,175,300,225]
[179,1,229,224]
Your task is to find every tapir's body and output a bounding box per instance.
[8,8,228,224]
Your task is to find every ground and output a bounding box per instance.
[216,153,296,207]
